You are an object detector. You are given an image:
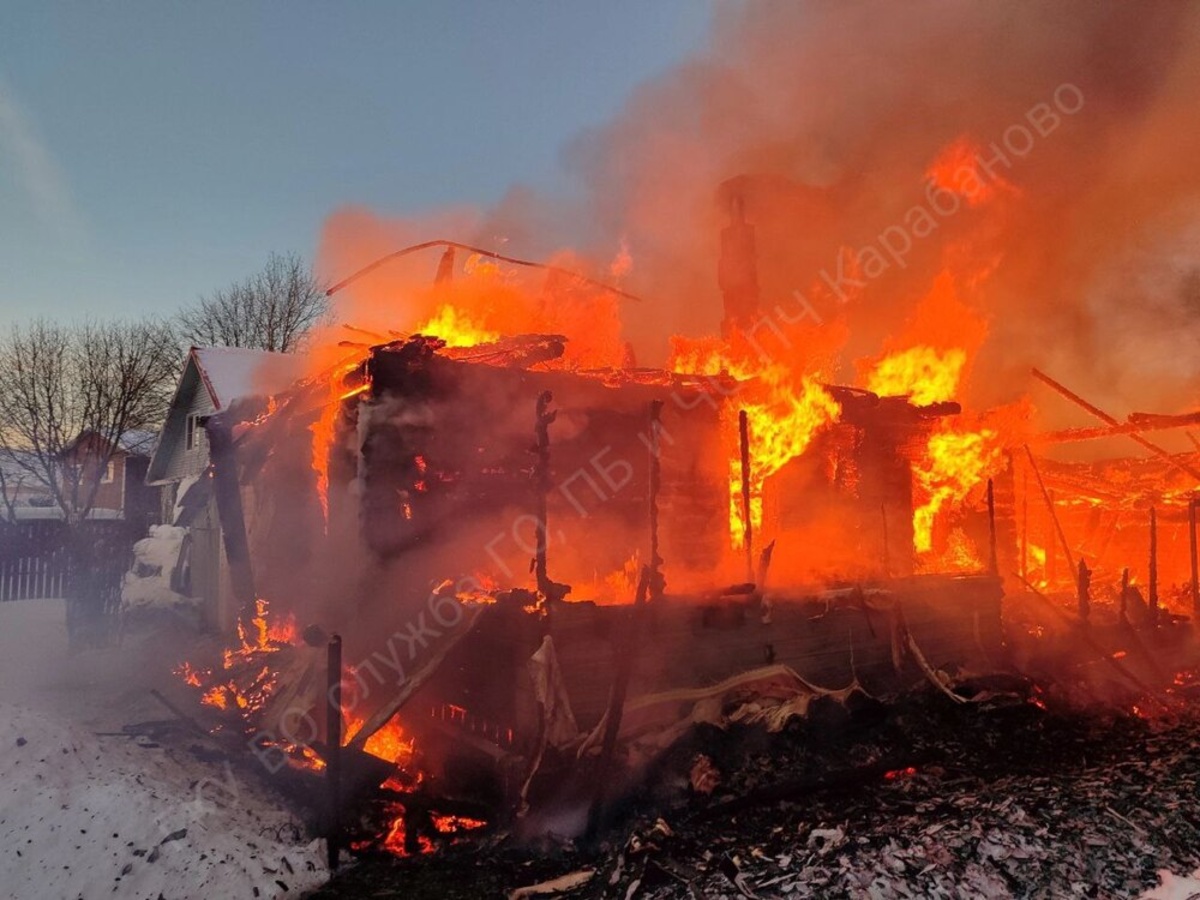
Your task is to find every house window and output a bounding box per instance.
[186,415,207,451]
[100,460,115,484]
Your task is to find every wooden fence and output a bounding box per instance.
[0,520,136,602]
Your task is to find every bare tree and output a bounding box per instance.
[0,463,25,523]
[0,319,179,524]
[176,251,329,352]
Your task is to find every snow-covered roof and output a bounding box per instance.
[58,429,159,459]
[192,346,301,410]
[116,430,158,455]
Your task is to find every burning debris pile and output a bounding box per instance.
[308,692,1200,900]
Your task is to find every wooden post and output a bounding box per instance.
[647,401,665,602]
[880,504,890,578]
[986,478,998,576]
[1076,558,1090,623]
[1120,567,1130,625]
[1189,496,1199,615]
[1023,446,1074,579]
[1149,506,1159,626]
[739,409,753,583]
[532,391,562,603]
[586,566,651,841]
[326,634,343,871]
[1020,466,1029,581]
[1046,496,1056,588]
[204,413,258,626]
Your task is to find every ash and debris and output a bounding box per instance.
[307,687,1200,899]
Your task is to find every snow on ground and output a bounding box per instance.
[1140,869,1200,899]
[121,525,195,613]
[0,599,326,900]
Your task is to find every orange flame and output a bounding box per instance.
[177,598,295,721]
[310,358,366,528]
[926,136,1018,207]
[414,304,498,347]
[867,346,966,405]
[347,716,415,768]
[913,425,1001,556]
[669,337,840,546]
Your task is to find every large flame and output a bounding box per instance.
[414,303,498,347]
[346,714,415,767]
[669,337,841,547]
[867,346,966,405]
[912,425,1001,556]
[311,357,370,528]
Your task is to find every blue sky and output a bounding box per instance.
[0,2,711,327]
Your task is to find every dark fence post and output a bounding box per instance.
[326,634,343,871]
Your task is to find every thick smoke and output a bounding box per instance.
[316,1,1200,433]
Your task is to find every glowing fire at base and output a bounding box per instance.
[173,598,296,723]
[378,807,488,857]
[346,715,415,769]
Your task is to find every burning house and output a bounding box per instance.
[158,192,1200,864]
[147,229,1200,900]
[167,258,1018,852]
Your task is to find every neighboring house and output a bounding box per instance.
[0,433,158,523]
[0,450,56,518]
[58,429,160,526]
[146,346,301,631]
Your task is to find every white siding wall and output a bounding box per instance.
[155,364,217,483]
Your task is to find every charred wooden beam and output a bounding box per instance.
[533,391,553,596]
[1120,567,1130,625]
[434,245,455,286]
[148,688,211,739]
[1031,368,1200,482]
[1020,466,1029,581]
[1076,558,1091,623]
[986,478,998,577]
[1036,412,1200,444]
[346,605,487,752]
[1046,490,1057,587]
[586,566,651,842]
[647,400,665,602]
[325,238,645,304]
[1190,496,1199,615]
[756,539,776,592]
[204,413,257,624]
[532,391,569,604]
[1023,446,1075,575]
[1149,507,1159,626]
